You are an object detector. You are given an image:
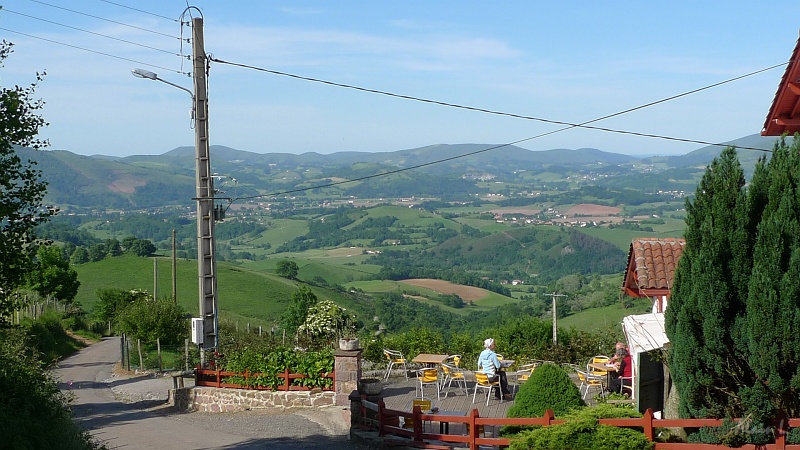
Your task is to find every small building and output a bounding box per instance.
[621,237,685,313]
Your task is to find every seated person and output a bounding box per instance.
[476,338,512,400]
[608,347,632,395]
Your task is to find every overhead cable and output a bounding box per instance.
[4,8,183,55]
[209,56,784,154]
[26,0,181,39]
[0,27,189,75]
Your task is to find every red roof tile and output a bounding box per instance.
[622,237,685,298]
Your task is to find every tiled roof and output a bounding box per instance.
[623,237,685,296]
[762,31,800,136]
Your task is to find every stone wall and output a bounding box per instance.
[170,386,336,412]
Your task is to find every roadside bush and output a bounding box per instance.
[220,346,334,390]
[21,311,82,363]
[0,327,102,450]
[507,363,585,419]
[508,404,651,450]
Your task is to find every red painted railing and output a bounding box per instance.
[369,399,800,450]
[195,367,334,391]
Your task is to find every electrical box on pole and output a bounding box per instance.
[191,318,204,345]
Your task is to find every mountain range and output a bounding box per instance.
[20,133,781,210]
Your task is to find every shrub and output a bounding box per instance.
[507,363,585,419]
[0,327,101,449]
[508,404,652,450]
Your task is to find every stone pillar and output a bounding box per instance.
[334,348,362,406]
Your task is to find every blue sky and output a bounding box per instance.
[1,1,798,157]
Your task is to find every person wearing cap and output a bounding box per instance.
[476,338,512,400]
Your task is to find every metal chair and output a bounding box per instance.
[577,369,605,400]
[473,371,502,406]
[441,362,468,396]
[403,397,432,430]
[512,361,538,394]
[383,349,408,380]
[587,355,610,377]
[416,368,441,400]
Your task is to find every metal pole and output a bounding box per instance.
[192,17,218,350]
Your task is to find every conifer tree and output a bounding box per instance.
[667,137,800,423]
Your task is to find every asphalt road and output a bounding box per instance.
[56,337,358,450]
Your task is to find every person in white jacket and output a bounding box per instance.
[476,338,511,400]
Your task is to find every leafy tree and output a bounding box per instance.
[281,285,317,332]
[125,238,156,257]
[70,247,89,264]
[116,296,187,345]
[666,139,800,424]
[0,41,56,321]
[276,259,299,279]
[94,288,147,324]
[27,245,80,303]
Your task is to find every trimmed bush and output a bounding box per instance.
[508,404,652,450]
[507,363,585,419]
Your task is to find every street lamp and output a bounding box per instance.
[131,69,194,98]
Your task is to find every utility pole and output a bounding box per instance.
[192,17,218,350]
[542,292,567,345]
[172,228,177,304]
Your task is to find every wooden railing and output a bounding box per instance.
[367,399,800,450]
[195,367,334,391]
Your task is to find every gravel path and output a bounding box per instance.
[56,337,360,450]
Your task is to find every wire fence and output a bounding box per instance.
[119,334,201,372]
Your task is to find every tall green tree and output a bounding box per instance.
[276,259,299,279]
[0,41,56,322]
[666,138,800,423]
[281,285,317,332]
[27,245,80,303]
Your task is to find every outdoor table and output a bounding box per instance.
[427,410,467,434]
[588,362,617,388]
[412,353,449,366]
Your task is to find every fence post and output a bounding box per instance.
[468,408,479,450]
[125,335,131,371]
[119,335,125,367]
[642,408,654,441]
[412,405,422,443]
[137,339,144,371]
[157,338,162,372]
[284,368,291,390]
[184,338,189,371]
[378,399,386,436]
[544,409,554,426]
[775,412,787,450]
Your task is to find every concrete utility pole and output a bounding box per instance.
[192,17,218,350]
[542,292,567,345]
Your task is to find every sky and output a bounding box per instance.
[1,1,799,158]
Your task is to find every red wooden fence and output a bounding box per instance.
[195,367,334,391]
[369,399,800,450]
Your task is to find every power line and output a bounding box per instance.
[0,27,190,75]
[209,56,783,154]
[25,0,181,39]
[98,0,179,22]
[3,8,183,56]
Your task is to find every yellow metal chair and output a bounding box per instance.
[587,355,610,377]
[383,349,408,381]
[416,368,441,400]
[577,369,605,400]
[441,362,468,396]
[473,371,502,406]
[512,362,537,393]
[402,397,432,430]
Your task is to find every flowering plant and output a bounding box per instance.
[297,299,357,342]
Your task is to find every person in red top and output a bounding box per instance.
[608,347,632,395]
